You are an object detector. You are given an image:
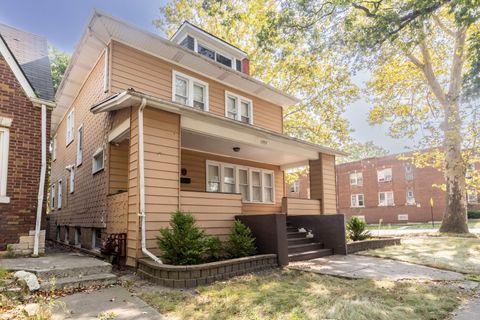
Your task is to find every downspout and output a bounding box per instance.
[138,97,163,264]
[33,104,47,256]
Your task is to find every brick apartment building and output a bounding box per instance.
[286,153,479,224]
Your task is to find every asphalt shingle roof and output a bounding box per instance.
[0,23,54,101]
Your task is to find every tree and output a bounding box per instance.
[276,0,480,233]
[48,45,70,93]
[154,0,359,150]
[339,141,389,164]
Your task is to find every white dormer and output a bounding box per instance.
[171,21,249,74]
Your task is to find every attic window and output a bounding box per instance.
[216,53,232,68]
[198,44,215,60]
[180,35,195,51]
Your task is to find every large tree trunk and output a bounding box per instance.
[439,100,469,233]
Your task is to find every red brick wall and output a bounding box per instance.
[0,54,51,250]
[285,174,310,199]
[336,155,479,224]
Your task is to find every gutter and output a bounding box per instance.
[33,104,47,256]
[138,98,163,264]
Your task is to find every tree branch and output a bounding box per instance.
[432,14,455,37]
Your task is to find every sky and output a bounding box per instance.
[0,1,412,153]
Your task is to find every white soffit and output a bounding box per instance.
[53,10,299,132]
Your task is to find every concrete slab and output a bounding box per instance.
[289,255,465,281]
[453,295,480,320]
[0,252,111,273]
[52,286,165,320]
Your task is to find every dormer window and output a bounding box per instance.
[225,91,252,124]
[173,70,209,111]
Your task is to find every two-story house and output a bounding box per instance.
[48,11,345,266]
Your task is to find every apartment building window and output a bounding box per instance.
[377,168,392,182]
[50,184,55,210]
[0,127,10,203]
[291,180,300,193]
[351,194,365,207]
[225,92,253,124]
[206,160,274,203]
[406,190,415,205]
[468,191,478,204]
[379,191,394,206]
[52,134,57,161]
[173,71,209,111]
[66,109,75,146]
[57,180,63,209]
[466,163,476,178]
[350,171,363,186]
[68,167,75,194]
[76,125,83,166]
[405,165,414,181]
[92,149,105,174]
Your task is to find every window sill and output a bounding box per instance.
[242,201,275,205]
[0,196,11,204]
[350,206,365,208]
[92,167,104,175]
[378,204,395,207]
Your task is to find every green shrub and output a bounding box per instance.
[468,210,480,219]
[156,211,222,265]
[225,220,256,258]
[346,217,371,242]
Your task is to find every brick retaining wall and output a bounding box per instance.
[347,237,401,254]
[137,254,278,288]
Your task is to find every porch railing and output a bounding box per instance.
[282,197,321,215]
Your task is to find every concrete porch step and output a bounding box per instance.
[287,226,299,232]
[39,273,117,291]
[287,231,307,239]
[288,249,333,262]
[35,263,112,280]
[288,242,324,254]
[287,237,314,245]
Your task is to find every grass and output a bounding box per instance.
[360,236,480,274]
[139,269,467,320]
[367,219,480,230]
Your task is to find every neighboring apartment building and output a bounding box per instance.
[0,23,55,254]
[48,11,345,266]
[336,154,479,224]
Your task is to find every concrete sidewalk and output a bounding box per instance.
[371,228,480,237]
[289,254,464,281]
[52,286,164,320]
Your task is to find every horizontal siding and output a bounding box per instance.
[110,41,283,133]
[283,197,321,215]
[108,140,129,194]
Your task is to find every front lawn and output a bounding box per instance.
[367,219,480,230]
[360,236,480,274]
[139,269,466,320]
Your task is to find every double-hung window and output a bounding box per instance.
[66,109,75,146]
[206,161,274,203]
[76,125,83,166]
[349,172,363,186]
[377,168,392,182]
[0,126,10,203]
[57,180,63,209]
[92,148,105,174]
[291,181,300,193]
[406,190,415,205]
[351,194,365,207]
[225,92,253,124]
[50,184,55,210]
[51,134,57,161]
[68,166,75,194]
[405,165,413,181]
[379,191,394,206]
[173,71,208,111]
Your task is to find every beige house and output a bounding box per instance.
[49,11,345,266]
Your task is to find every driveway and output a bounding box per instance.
[289,254,464,281]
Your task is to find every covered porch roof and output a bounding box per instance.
[91,89,347,169]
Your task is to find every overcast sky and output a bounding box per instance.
[1,1,412,153]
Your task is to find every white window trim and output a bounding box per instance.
[0,126,10,203]
[67,166,75,194]
[92,148,105,174]
[406,190,415,205]
[50,184,56,210]
[377,168,393,182]
[52,134,57,161]
[398,214,409,221]
[66,109,75,146]
[57,179,63,209]
[224,91,254,124]
[350,194,365,208]
[378,191,394,207]
[205,160,275,204]
[349,171,363,186]
[76,125,84,166]
[172,70,209,111]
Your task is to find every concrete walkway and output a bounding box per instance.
[453,295,480,320]
[289,254,464,281]
[52,286,164,320]
[371,228,480,237]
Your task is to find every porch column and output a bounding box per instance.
[309,153,337,214]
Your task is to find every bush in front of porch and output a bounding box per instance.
[156,211,257,265]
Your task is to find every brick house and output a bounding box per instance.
[0,23,55,254]
[48,11,346,266]
[287,152,479,224]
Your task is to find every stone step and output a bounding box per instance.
[288,242,324,254]
[34,263,112,280]
[286,226,298,232]
[287,237,314,245]
[39,273,117,291]
[287,231,307,239]
[288,249,333,262]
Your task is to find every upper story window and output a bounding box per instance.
[406,189,415,205]
[173,71,209,111]
[350,171,363,186]
[76,125,84,166]
[405,165,413,181]
[378,191,394,206]
[466,163,476,178]
[57,179,63,209]
[50,184,55,210]
[377,168,392,182]
[66,109,75,146]
[225,92,253,124]
[51,134,57,161]
[195,41,234,69]
[67,166,75,194]
[0,126,10,203]
[351,194,364,207]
